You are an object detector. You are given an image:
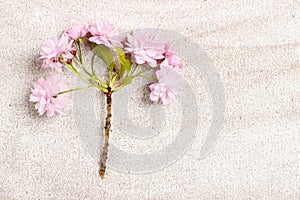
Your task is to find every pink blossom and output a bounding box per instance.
[29,75,67,117]
[149,83,176,105]
[160,44,183,71]
[89,20,123,48]
[125,29,165,67]
[149,66,184,105]
[40,35,74,72]
[65,23,88,40]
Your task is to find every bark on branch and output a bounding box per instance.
[99,88,112,179]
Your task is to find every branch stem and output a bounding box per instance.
[99,88,113,179]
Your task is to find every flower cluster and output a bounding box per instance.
[89,21,123,48]
[149,65,184,105]
[30,20,185,116]
[124,29,184,105]
[40,20,123,73]
[29,75,67,117]
[124,29,165,67]
[30,20,186,179]
[40,35,74,72]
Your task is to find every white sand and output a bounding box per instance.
[1,0,300,199]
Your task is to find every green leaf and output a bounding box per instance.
[57,86,92,95]
[112,74,118,83]
[122,77,132,85]
[113,47,132,77]
[93,44,114,67]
